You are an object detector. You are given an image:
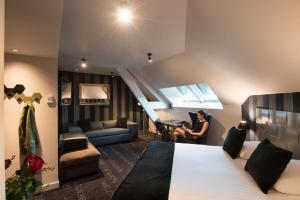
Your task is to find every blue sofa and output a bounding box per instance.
[68,120,139,146]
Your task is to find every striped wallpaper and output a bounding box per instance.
[242,92,300,131]
[58,71,149,133]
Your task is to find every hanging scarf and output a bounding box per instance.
[19,102,38,154]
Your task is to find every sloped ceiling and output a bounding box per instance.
[59,0,187,70]
[5,0,64,58]
[141,0,300,105]
[5,0,300,106]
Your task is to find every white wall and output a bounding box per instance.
[4,54,59,190]
[0,0,5,198]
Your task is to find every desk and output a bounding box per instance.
[154,120,183,141]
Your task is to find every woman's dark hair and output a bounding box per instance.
[197,110,205,116]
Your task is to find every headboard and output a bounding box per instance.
[256,108,300,159]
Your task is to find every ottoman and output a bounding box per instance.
[59,141,101,182]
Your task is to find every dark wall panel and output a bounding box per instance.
[58,71,143,132]
[242,92,300,131]
[293,92,300,113]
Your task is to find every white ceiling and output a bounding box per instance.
[5,0,64,58]
[5,0,300,105]
[59,0,187,70]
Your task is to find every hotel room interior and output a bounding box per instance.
[1,0,300,199]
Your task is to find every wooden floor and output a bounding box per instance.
[36,133,154,200]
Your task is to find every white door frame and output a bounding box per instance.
[0,0,6,198]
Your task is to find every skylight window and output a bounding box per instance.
[159,83,223,109]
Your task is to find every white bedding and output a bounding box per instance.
[169,143,300,200]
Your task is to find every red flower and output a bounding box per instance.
[24,154,45,173]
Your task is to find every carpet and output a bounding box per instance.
[36,138,150,200]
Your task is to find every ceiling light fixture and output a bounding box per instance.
[117,1,132,24]
[11,49,19,53]
[81,58,87,68]
[147,53,153,63]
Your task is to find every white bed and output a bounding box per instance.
[169,143,299,200]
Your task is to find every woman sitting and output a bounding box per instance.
[173,110,209,142]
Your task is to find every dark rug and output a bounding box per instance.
[36,137,151,200]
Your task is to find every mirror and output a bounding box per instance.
[61,81,72,106]
[79,83,110,105]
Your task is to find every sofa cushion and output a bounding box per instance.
[60,142,101,168]
[85,128,129,138]
[60,132,88,153]
[116,117,128,128]
[103,120,117,129]
[90,121,104,130]
[78,119,92,132]
[68,126,83,133]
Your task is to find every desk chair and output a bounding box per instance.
[154,121,172,142]
[185,112,212,145]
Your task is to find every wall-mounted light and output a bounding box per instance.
[81,58,87,68]
[111,72,115,78]
[147,53,152,63]
[11,49,19,53]
[117,1,132,24]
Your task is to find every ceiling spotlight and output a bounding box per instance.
[81,58,87,68]
[117,1,132,24]
[147,53,153,63]
[11,49,19,53]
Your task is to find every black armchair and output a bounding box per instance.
[186,111,211,144]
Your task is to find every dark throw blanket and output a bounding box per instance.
[112,141,175,200]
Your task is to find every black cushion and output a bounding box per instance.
[116,117,128,128]
[204,112,211,124]
[245,139,292,194]
[60,132,88,153]
[188,112,198,130]
[223,127,246,159]
[78,119,91,132]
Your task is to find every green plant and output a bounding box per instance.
[5,154,53,200]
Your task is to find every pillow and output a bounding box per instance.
[116,117,128,128]
[239,141,260,160]
[77,119,91,132]
[90,121,104,130]
[188,112,198,130]
[273,159,300,195]
[245,139,293,194]
[103,120,117,129]
[222,127,246,159]
[68,126,83,133]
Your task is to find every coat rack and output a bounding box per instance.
[14,93,43,104]
[4,84,25,99]
[4,84,42,104]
